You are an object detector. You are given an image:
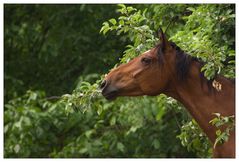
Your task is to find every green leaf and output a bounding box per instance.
[216,129,221,136]
[126,6,137,13]
[100,22,110,34]
[97,105,103,115]
[152,139,160,149]
[119,19,124,25]
[79,147,88,154]
[85,130,94,138]
[187,7,195,12]
[156,108,165,121]
[117,142,125,152]
[4,124,9,133]
[110,116,116,126]
[118,4,126,9]
[192,138,201,149]
[14,144,20,153]
[103,27,110,35]
[109,18,117,25]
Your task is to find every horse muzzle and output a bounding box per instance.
[100,79,119,100]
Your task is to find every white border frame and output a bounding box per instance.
[1,1,238,161]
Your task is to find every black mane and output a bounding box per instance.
[155,41,235,92]
[171,42,198,81]
[156,41,199,81]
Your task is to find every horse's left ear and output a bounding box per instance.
[158,28,169,51]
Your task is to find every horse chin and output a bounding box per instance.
[147,93,160,96]
[102,90,119,101]
[102,87,145,100]
[105,94,118,101]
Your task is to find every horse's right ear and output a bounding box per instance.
[158,28,169,51]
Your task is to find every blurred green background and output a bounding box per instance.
[4,4,234,158]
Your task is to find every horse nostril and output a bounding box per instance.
[100,80,107,89]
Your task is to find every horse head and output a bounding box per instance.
[101,29,177,100]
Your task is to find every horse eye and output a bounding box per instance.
[141,57,152,65]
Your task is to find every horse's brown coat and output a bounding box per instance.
[101,30,235,158]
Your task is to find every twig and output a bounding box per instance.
[46,96,62,100]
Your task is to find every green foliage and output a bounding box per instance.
[177,119,212,157]
[209,113,235,148]
[100,4,156,63]
[4,4,235,158]
[4,87,194,157]
[62,80,102,114]
[4,4,126,101]
[171,4,235,79]
[4,90,64,157]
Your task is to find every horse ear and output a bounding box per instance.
[158,28,169,51]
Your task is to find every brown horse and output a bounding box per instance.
[101,29,235,158]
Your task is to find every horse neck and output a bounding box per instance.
[163,61,235,142]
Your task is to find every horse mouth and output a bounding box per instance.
[102,91,118,100]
